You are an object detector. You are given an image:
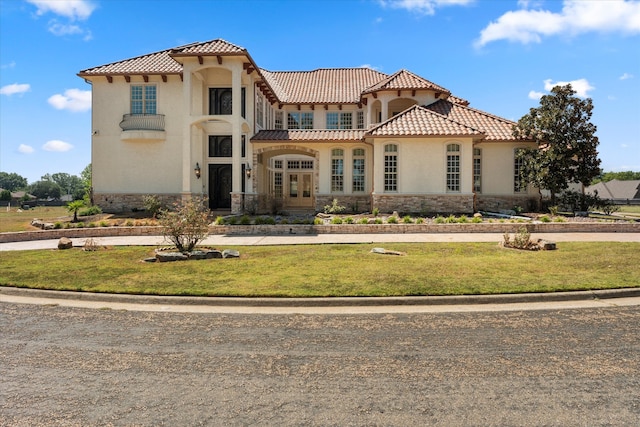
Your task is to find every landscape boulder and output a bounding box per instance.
[222,249,240,258]
[58,237,73,250]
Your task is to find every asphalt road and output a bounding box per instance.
[1,303,639,426]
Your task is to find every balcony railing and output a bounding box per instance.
[119,114,165,131]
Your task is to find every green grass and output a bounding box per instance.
[1,242,638,297]
[0,206,70,232]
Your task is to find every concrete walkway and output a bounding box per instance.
[1,232,638,251]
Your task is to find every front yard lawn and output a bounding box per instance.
[1,242,638,297]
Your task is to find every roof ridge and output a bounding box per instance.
[367,104,482,136]
[79,46,179,74]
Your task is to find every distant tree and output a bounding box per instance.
[42,172,84,199]
[0,189,12,201]
[513,84,601,205]
[592,171,640,183]
[0,172,28,192]
[29,180,62,200]
[80,163,92,202]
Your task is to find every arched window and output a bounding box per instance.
[446,144,460,192]
[352,148,365,192]
[384,144,398,192]
[331,148,344,192]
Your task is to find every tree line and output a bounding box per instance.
[0,164,91,202]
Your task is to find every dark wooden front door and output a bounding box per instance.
[208,164,232,209]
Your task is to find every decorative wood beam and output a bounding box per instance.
[357,102,362,108]
[198,55,203,65]
[216,55,223,64]
[310,104,315,110]
[372,92,377,99]
[161,75,167,83]
[338,104,342,110]
[324,104,329,110]
[435,92,441,99]
[180,73,183,81]
[297,104,301,110]
[143,75,149,83]
[412,90,416,96]
[124,75,131,83]
[397,90,401,96]
[106,76,113,83]
[362,98,368,105]
[279,104,283,109]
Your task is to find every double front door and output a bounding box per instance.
[287,172,313,208]
[208,164,231,209]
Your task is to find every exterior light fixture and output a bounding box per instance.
[194,163,201,179]
[245,163,252,178]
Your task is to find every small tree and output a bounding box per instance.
[159,197,210,252]
[513,84,601,205]
[67,200,85,223]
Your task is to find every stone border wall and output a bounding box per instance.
[1,222,638,243]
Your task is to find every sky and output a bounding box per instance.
[1,0,639,184]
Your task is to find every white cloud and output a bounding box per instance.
[476,0,640,47]
[18,144,35,154]
[1,83,31,96]
[543,78,594,98]
[48,89,91,112]
[379,0,474,16]
[528,90,544,100]
[27,0,96,21]
[620,73,634,80]
[1,61,16,69]
[48,21,83,36]
[43,140,74,152]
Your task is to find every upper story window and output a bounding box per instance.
[256,94,264,128]
[131,85,156,115]
[446,143,461,192]
[327,112,352,130]
[287,112,313,129]
[384,144,398,192]
[473,148,482,193]
[209,88,246,117]
[331,148,344,192]
[275,111,284,130]
[356,111,364,129]
[353,148,365,192]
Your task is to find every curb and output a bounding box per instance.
[2,286,639,308]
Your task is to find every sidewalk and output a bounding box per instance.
[1,232,638,251]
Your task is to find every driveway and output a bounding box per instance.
[1,303,639,426]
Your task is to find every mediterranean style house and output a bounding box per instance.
[78,39,537,215]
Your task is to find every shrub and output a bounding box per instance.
[99,221,109,227]
[416,217,425,224]
[358,217,370,224]
[125,220,134,227]
[330,217,343,224]
[226,216,238,225]
[374,218,383,224]
[549,205,559,216]
[143,194,162,218]
[539,215,551,223]
[314,218,323,225]
[324,199,346,214]
[214,216,225,225]
[53,222,63,229]
[471,216,483,223]
[239,215,251,225]
[87,222,96,228]
[457,215,468,224]
[387,215,398,224]
[344,216,355,224]
[159,197,210,253]
[79,205,102,217]
[434,216,446,224]
[254,216,275,225]
[553,217,566,223]
[75,222,85,228]
[503,226,538,250]
[445,215,457,224]
[402,215,413,224]
[0,189,11,201]
[372,207,380,217]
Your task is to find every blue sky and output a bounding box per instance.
[1,0,639,184]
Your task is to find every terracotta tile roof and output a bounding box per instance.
[424,99,517,141]
[78,48,182,76]
[367,105,482,138]
[362,69,450,95]
[447,95,470,106]
[251,129,366,142]
[263,68,388,104]
[170,39,247,56]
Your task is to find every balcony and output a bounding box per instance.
[119,114,166,142]
[120,114,165,131]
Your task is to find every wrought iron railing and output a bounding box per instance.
[119,114,165,131]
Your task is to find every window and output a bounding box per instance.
[446,144,460,192]
[353,148,365,192]
[241,135,246,158]
[208,136,232,157]
[274,172,283,197]
[331,149,344,192]
[327,112,352,130]
[287,112,313,129]
[209,88,245,116]
[356,111,364,129]
[384,144,398,192]
[514,149,526,193]
[256,94,264,128]
[275,111,283,130]
[131,85,156,114]
[473,148,482,193]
